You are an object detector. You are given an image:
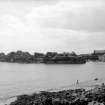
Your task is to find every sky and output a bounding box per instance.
[0,0,105,54]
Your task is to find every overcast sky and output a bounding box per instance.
[0,0,105,54]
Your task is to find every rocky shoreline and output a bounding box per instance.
[9,83,105,105]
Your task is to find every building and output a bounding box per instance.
[93,50,105,55]
[33,52,45,63]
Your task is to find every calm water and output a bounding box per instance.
[0,62,105,102]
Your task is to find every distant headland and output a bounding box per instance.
[0,50,105,64]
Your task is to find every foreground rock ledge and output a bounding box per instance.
[10,84,105,105]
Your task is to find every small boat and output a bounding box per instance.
[94,78,99,81]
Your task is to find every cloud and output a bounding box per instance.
[26,0,105,32]
[0,0,105,53]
